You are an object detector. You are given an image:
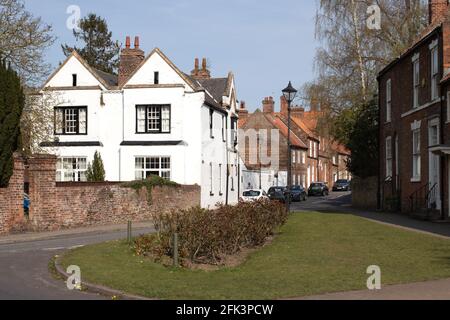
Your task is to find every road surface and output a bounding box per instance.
[0,225,154,300]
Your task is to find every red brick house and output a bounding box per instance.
[378,0,450,219]
[238,96,350,191]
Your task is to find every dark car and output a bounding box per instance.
[291,185,307,202]
[308,182,329,197]
[268,186,287,202]
[333,179,351,192]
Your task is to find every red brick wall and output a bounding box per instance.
[1,154,200,233]
[379,28,444,213]
[0,155,25,234]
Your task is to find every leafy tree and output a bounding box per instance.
[62,13,120,74]
[86,151,106,182]
[0,60,24,187]
[332,99,379,178]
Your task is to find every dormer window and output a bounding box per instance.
[72,74,77,87]
[154,71,159,85]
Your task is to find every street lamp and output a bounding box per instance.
[282,81,298,213]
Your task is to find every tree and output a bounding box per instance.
[313,0,428,110]
[20,90,65,155]
[0,60,24,187]
[332,99,379,178]
[0,0,55,86]
[86,151,106,182]
[62,13,120,75]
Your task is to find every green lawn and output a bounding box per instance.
[60,212,450,299]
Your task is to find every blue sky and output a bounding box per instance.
[24,0,318,111]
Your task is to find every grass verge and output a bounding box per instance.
[60,212,450,299]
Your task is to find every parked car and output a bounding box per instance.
[241,190,269,202]
[267,187,287,203]
[332,179,351,192]
[308,182,329,197]
[291,185,307,202]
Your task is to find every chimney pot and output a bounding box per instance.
[125,36,131,49]
[202,58,207,70]
[134,36,140,49]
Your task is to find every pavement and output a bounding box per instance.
[0,221,154,300]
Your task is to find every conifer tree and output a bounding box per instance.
[0,60,24,187]
[86,151,106,182]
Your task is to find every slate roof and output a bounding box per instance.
[93,68,118,87]
[197,78,228,103]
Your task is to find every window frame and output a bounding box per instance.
[386,79,392,123]
[385,136,393,178]
[209,109,214,139]
[135,104,171,134]
[413,58,420,109]
[72,74,77,87]
[134,156,171,180]
[54,106,88,135]
[431,46,439,101]
[56,157,88,182]
[412,129,421,181]
[154,71,159,85]
[447,91,450,123]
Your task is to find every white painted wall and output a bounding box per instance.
[40,50,239,208]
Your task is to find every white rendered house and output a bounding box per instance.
[39,36,241,208]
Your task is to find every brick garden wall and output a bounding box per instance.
[0,155,26,234]
[1,154,200,234]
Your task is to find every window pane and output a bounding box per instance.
[161,157,170,169]
[65,108,78,134]
[148,106,160,131]
[79,108,87,134]
[135,157,144,170]
[137,107,146,133]
[161,106,170,132]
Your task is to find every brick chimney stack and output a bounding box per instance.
[429,0,449,24]
[191,57,211,80]
[280,96,289,116]
[238,101,249,125]
[262,97,275,113]
[118,36,145,87]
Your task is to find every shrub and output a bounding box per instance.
[121,175,179,204]
[134,200,288,266]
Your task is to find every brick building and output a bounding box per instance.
[378,0,450,219]
[238,96,350,192]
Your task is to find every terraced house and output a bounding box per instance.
[378,0,450,219]
[38,36,240,208]
[238,96,350,191]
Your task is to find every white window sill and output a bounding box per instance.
[402,98,441,118]
[410,177,421,183]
